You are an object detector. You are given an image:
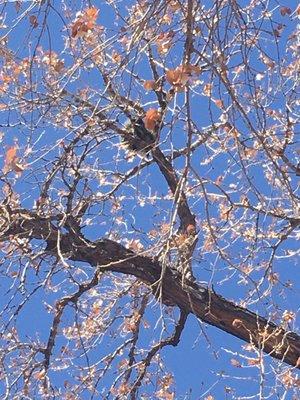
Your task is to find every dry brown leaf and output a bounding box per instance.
[203,83,212,96]
[34,370,46,380]
[280,7,292,16]
[166,64,200,91]
[282,310,295,322]
[85,6,98,20]
[71,7,99,38]
[111,50,122,64]
[29,15,38,28]
[3,146,25,175]
[247,358,260,366]
[268,272,279,284]
[155,31,174,55]
[5,146,18,166]
[213,99,224,109]
[143,80,157,91]
[144,108,161,131]
[169,0,181,12]
[231,358,241,368]
[166,68,188,92]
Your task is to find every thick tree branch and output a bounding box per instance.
[152,147,196,232]
[1,207,300,369]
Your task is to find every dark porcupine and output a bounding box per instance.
[121,118,156,156]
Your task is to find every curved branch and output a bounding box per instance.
[129,310,188,399]
[152,147,195,232]
[1,207,300,369]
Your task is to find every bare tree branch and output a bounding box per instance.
[1,207,299,370]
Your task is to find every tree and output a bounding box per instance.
[0,0,299,398]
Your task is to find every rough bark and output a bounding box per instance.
[1,207,300,369]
